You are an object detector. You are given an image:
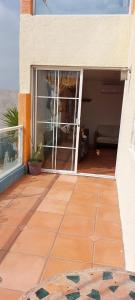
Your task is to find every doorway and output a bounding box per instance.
[77,69,124,176]
[33,67,124,177]
[33,68,82,173]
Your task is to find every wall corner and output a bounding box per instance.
[20,0,33,14]
[18,93,31,164]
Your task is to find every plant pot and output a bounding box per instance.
[28,161,42,175]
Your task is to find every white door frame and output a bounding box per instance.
[75,69,83,173]
[33,67,83,175]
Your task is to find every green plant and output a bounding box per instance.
[1,106,18,127]
[29,143,43,162]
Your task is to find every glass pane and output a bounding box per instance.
[42,147,54,169]
[37,123,57,146]
[37,70,58,97]
[59,71,80,98]
[37,98,56,122]
[57,98,78,124]
[35,0,130,15]
[56,148,75,171]
[57,125,77,148]
[0,130,20,178]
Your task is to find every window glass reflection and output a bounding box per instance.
[36,0,130,15]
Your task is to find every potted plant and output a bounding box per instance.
[28,143,43,175]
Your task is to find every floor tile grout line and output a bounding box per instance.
[92,263,125,270]
[3,246,93,264]
[91,243,95,267]
[0,286,24,294]
[8,249,94,264]
[38,177,79,282]
[0,174,59,265]
[92,190,100,266]
[40,255,92,264]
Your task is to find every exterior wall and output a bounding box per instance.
[18,93,31,163]
[20,0,33,14]
[116,16,135,271]
[20,15,132,93]
[131,0,135,13]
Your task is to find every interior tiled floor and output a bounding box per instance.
[0,174,124,299]
[78,148,117,175]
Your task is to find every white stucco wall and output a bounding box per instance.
[20,15,132,92]
[116,16,135,272]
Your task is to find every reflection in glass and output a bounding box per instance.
[57,125,77,148]
[42,147,54,169]
[37,98,55,122]
[37,70,58,97]
[56,148,75,171]
[0,130,20,177]
[57,98,78,124]
[59,71,80,98]
[35,0,130,15]
[37,123,57,146]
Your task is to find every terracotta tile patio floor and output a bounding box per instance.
[0,174,124,299]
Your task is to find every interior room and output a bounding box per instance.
[78,69,124,176]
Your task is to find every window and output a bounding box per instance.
[35,0,130,15]
[33,69,81,172]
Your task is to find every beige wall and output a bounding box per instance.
[20,15,132,92]
[81,79,123,144]
[116,17,135,271]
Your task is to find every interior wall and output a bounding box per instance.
[81,77,123,145]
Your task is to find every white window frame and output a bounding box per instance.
[32,67,83,174]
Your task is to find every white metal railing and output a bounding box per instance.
[34,0,131,15]
[0,125,23,180]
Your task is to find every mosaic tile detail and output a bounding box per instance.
[130,275,135,282]
[67,275,80,283]
[87,289,101,300]
[66,292,80,300]
[129,291,135,299]
[109,286,119,293]
[103,271,113,280]
[36,288,49,299]
[20,269,135,300]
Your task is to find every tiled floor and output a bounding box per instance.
[78,148,117,175]
[0,174,124,299]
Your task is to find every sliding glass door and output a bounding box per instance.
[34,68,83,173]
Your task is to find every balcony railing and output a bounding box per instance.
[0,125,23,179]
[35,0,130,15]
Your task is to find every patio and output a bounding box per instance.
[0,174,124,299]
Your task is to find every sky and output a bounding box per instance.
[0,0,19,91]
[0,0,129,91]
